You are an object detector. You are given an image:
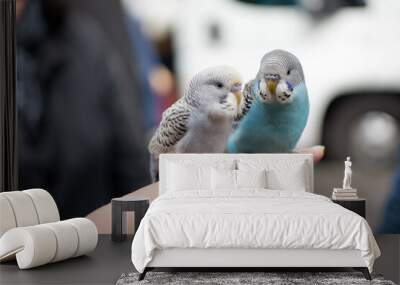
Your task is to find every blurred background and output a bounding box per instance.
[16,0,400,232]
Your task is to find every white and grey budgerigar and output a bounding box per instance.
[227,49,309,153]
[148,66,243,181]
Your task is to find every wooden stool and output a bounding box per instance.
[111,197,149,242]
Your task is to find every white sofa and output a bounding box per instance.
[0,189,98,269]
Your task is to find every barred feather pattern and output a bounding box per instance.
[234,79,255,122]
[148,97,192,155]
[148,66,242,155]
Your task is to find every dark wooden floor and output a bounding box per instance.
[0,235,398,284]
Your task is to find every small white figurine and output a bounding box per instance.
[343,157,352,189]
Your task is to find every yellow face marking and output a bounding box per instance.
[229,79,242,106]
[267,80,278,95]
[233,91,242,106]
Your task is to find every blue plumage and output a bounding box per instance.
[227,81,309,153]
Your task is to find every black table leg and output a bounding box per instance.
[354,267,372,280]
[138,268,148,281]
[112,200,123,242]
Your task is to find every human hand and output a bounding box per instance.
[294,145,325,163]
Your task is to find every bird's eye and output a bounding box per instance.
[216,82,224,88]
[287,69,291,75]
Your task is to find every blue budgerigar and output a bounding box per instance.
[227,49,309,153]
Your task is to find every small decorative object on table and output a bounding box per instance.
[112,197,149,242]
[332,156,358,200]
[331,157,366,218]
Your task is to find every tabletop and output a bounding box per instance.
[1,235,399,285]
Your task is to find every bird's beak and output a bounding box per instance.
[233,91,242,106]
[267,79,278,95]
[231,83,242,106]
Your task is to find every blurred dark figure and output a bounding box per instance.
[379,151,400,233]
[122,7,178,132]
[16,0,150,218]
[123,14,177,134]
[124,15,158,133]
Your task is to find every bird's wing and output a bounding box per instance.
[148,99,191,155]
[234,79,256,122]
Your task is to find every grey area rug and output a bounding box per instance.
[116,272,396,285]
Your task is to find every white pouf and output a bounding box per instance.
[0,189,98,269]
[0,219,98,269]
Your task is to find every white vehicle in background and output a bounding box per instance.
[172,0,400,164]
[125,0,400,164]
